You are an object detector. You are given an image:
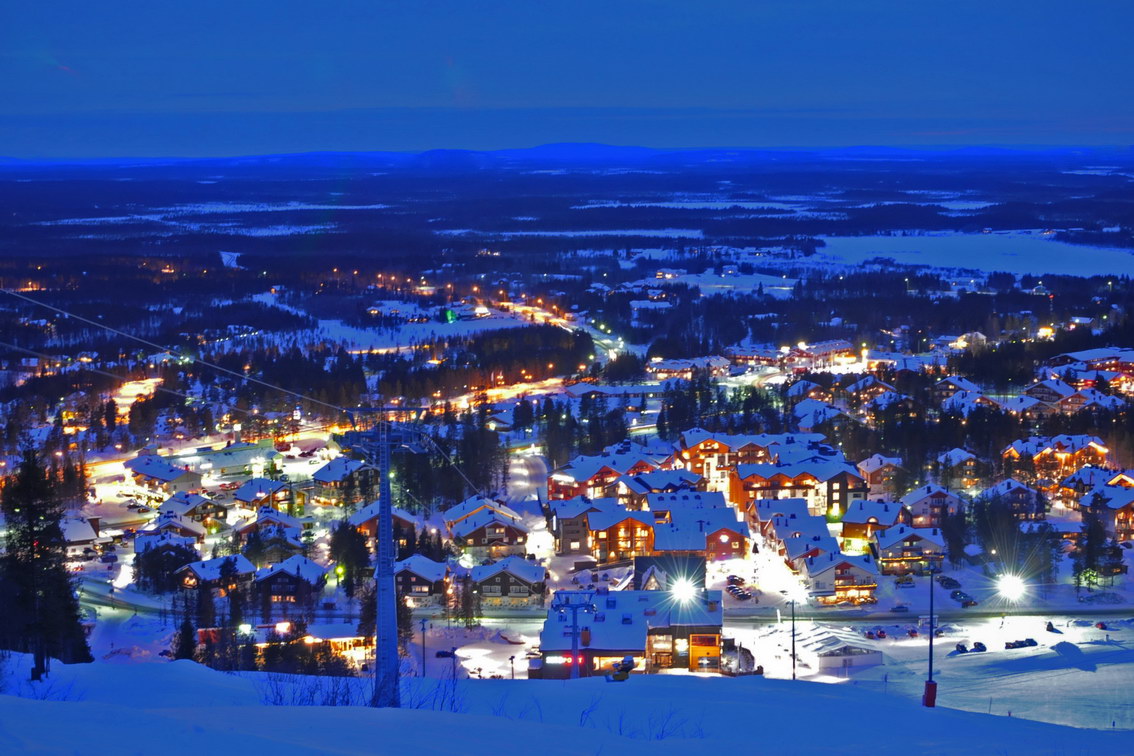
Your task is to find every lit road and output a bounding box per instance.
[507,454,548,508]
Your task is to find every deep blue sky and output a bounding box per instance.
[3,1,1132,157]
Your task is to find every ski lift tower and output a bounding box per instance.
[346,407,427,709]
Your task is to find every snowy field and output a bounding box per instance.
[815,232,1133,277]
[0,649,1128,755]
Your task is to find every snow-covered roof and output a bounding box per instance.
[146,511,207,538]
[177,554,255,581]
[645,490,728,512]
[451,508,529,539]
[875,525,945,550]
[653,508,749,552]
[394,554,449,583]
[752,497,811,522]
[124,455,197,482]
[768,513,830,543]
[61,518,98,544]
[936,375,980,393]
[585,508,654,533]
[311,456,368,484]
[735,459,862,484]
[936,448,976,467]
[900,484,962,508]
[803,551,878,578]
[442,495,521,525]
[234,477,287,503]
[160,491,220,517]
[539,589,723,653]
[841,499,903,526]
[470,555,546,586]
[784,533,840,561]
[134,531,197,554]
[348,501,418,528]
[978,478,1037,500]
[858,453,902,474]
[549,496,620,521]
[255,555,327,585]
[1025,378,1076,399]
[616,469,701,495]
[1085,484,1134,511]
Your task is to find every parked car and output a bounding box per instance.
[99,553,118,564]
[896,575,915,589]
[727,575,746,586]
[891,605,910,613]
[971,641,987,652]
[937,576,961,590]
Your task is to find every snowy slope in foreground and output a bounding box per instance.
[0,658,1125,755]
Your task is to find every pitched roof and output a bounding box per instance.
[803,551,878,578]
[875,525,945,550]
[653,508,749,552]
[936,448,976,467]
[585,508,654,533]
[451,508,530,539]
[900,484,963,508]
[255,555,327,585]
[752,498,811,522]
[549,496,620,521]
[124,454,197,483]
[937,376,980,393]
[442,495,521,525]
[645,490,728,512]
[177,554,256,581]
[841,499,903,526]
[538,589,723,653]
[858,453,903,474]
[394,554,449,583]
[312,456,368,484]
[234,477,287,503]
[470,555,546,586]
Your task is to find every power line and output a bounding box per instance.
[2,288,485,496]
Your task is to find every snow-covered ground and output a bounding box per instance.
[815,231,1133,277]
[0,648,1128,755]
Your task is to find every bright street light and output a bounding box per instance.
[671,577,697,604]
[997,574,1027,602]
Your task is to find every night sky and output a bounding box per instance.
[3,1,1132,157]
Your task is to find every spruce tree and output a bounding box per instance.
[0,447,93,676]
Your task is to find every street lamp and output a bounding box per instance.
[997,574,1027,603]
[924,567,938,708]
[785,584,808,681]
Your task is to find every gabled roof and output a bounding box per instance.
[255,555,327,585]
[858,453,902,474]
[803,551,878,578]
[538,589,723,653]
[936,376,980,393]
[470,555,546,586]
[124,455,197,482]
[160,491,221,517]
[442,495,521,525]
[752,497,810,522]
[549,496,621,521]
[177,554,256,581]
[451,508,530,539]
[1086,484,1134,511]
[1025,378,1075,398]
[348,500,418,528]
[585,508,654,533]
[146,511,207,538]
[900,484,963,508]
[846,375,894,394]
[784,533,840,561]
[979,478,1037,500]
[652,508,749,553]
[841,499,903,526]
[394,554,449,583]
[61,518,98,544]
[234,478,287,503]
[134,531,197,554]
[616,469,701,495]
[735,459,863,484]
[768,513,830,543]
[875,525,945,550]
[936,448,976,467]
[1060,466,1116,489]
[645,490,728,512]
[312,456,369,484]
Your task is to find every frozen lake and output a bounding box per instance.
[817,232,1133,277]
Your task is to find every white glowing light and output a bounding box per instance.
[671,577,697,603]
[997,574,1027,602]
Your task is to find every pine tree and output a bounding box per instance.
[0,447,93,676]
[173,614,197,660]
